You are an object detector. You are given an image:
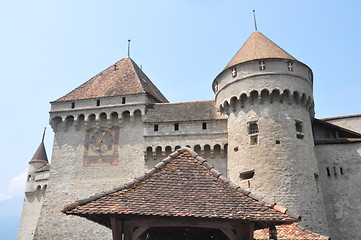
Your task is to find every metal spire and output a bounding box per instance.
[42,127,46,142]
[127,39,131,57]
[253,10,258,31]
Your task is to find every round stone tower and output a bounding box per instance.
[213,31,328,234]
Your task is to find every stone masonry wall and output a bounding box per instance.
[315,142,361,240]
[33,114,145,239]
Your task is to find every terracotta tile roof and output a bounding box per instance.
[224,31,296,70]
[54,57,168,103]
[254,223,330,240]
[29,142,48,164]
[62,148,298,227]
[143,100,226,123]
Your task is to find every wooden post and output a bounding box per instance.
[123,220,134,240]
[237,222,254,240]
[110,217,122,240]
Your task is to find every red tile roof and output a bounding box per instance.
[254,224,330,240]
[63,148,298,227]
[224,31,296,70]
[54,57,168,103]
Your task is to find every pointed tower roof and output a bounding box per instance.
[29,141,48,164]
[54,57,168,103]
[224,31,296,70]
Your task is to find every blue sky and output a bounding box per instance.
[1,0,360,238]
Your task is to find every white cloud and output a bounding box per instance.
[0,194,12,201]
[7,171,27,197]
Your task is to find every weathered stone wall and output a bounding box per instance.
[33,110,146,239]
[144,119,228,175]
[214,59,329,235]
[315,142,361,240]
[322,114,361,134]
[18,186,47,240]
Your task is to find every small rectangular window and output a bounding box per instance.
[154,124,159,131]
[295,120,304,139]
[71,102,75,109]
[248,122,259,134]
[96,99,100,106]
[202,122,207,129]
[287,61,293,71]
[174,123,179,131]
[122,97,126,104]
[250,135,258,145]
[259,60,266,70]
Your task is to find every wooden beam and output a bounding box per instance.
[110,217,122,240]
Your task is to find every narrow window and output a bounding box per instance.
[340,167,343,175]
[27,175,31,181]
[326,167,331,176]
[96,99,100,106]
[275,140,280,144]
[154,124,159,131]
[232,67,237,77]
[295,120,304,139]
[314,173,319,192]
[122,97,126,104]
[250,135,258,145]
[71,102,75,109]
[202,122,207,130]
[259,60,266,70]
[333,166,337,176]
[287,61,293,71]
[174,123,179,131]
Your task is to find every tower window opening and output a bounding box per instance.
[340,167,343,175]
[202,122,207,129]
[96,99,100,106]
[154,124,159,131]
[259,60,266,70]
[250,135,258,145]
[275,140,280,144]
[287,61,293,71]
[27,175,31,181]
[248,122,259,134]
[333,166,337,176]
[239,170,255,180]
[122,97,126,104]
[71,102,75,109]
[232,67,237,77]
[295,120,304,139]
[326,167,331,176]
[314,173,319,192]
[174,123,179,131]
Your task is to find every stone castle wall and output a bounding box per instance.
[315,142,361,240]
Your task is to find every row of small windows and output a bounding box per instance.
[154,122,208,131]
[245,120,304,146]
[231,61,294,78]
[70,97,127,109]
[326,166,344,177]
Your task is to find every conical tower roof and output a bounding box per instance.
[224,31,296,70]
[29,141,48,164]
[54,57,168,103]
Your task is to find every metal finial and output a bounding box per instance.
[253,10,258,31]
[42,127,46,142]
[127,39,131,57]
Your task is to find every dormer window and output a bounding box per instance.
[259,61,266,70]
[232,67,237,77]
[287,61,293,71]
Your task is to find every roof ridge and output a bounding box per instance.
[52,58,126,103]
[62,147,300,222]
[294,223,331,239]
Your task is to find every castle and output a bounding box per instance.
[18,31,361,240]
